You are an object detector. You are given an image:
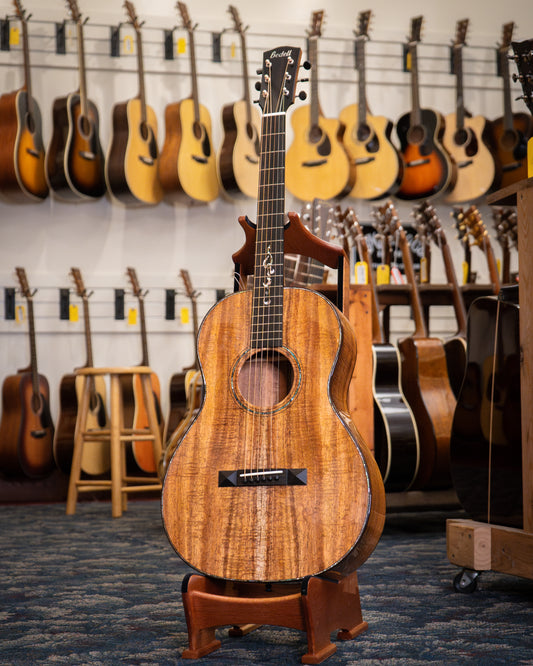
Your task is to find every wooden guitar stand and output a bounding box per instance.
[180,570,367,664]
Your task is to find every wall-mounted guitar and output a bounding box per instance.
[105,1,162,205]
[492,206,518,285]
[286,11,353,202]
[159,2,219,204]
[53,268,109,476]
[45,0,106,201]
[0,268,54,478]
[216,5,260,200]
[442,19,498,203]
[339,10,402,200]
[396,16,455,200]
[0,0,48,202]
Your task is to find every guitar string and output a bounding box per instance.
[486,297,501,526]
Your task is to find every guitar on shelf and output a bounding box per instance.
[45,0,106,201]
[159,1,219,204]
[0,0,48,202]
[286,11,353,202]
[492,206,518,285]
[53,268,110,475]
[443,19,498,203]
[162,44,385,583]
[339,10,402,200]
[396,16,455,200]
[105,1,163,205]
[216,5,260,200]
[0,268,54,478]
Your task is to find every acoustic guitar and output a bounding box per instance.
[53,268,110,475]
[443,19,498,203]
[339,10,402,200]
[216,5,261,200]
[162,45,385,582]
[0,0,48,202]
[0,268,54,478]
[159,2,219,204]
[105,1,163,205]
[45,0,106,201]
[396,16,456,200]
[286,11,353,202]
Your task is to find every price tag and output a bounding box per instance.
[10,27,20,46]
[354,261,368,285]
[15,305,25,323]
[420,257,429,284]
[180,307,190,324]
[123,34,134,54]
[462,261,469,285]
[128,308,137,325]
[230,41,236,58]
[390,266,404,284]
[177,37,187,54]
[69,304,79,322]
[376,264,390,285]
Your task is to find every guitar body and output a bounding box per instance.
[217,99,261,199]
[286,107,353,201]
[162,288,385,582]
[159,99,219,204]
[0,372,54,478]
[53,372,78,474]
[131,371,162,473]
[488,113,532,190]
[444,336,467,399]
[396,108,454,200]
[339,106,402,200]
[105,98,163,205]
[443,113,498,203]
[0,89,48,202]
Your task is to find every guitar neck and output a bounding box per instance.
[76,19,89,117]
[26,296,40,396]
[454,45,465,129]
[482,237,502,293]
[309,36,320,127]
[20,19,33,112]
[409,43,422,127]
[356,37,367,126]
[138,297,150,365]
[501,48,514,131]
[81,296,94,367]
[188,30,201,123]
[441,240,468,336]
[239,31,252,120]
[356,233,383,344]
[398,224,428,338]
[135,27,148,123]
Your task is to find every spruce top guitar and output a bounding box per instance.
[339,10,402,200]
[0,0,48,202]
[286,11,353,201]
[105,1,163,205]
[45,0,106,201]
[217,5,261,200]
[162,44,385,582]
[443,19,498,203]
[396,16,455,200]
[159,1,219,204]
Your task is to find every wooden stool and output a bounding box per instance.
[66,366,162,518]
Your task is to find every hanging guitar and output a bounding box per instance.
[162,45,385,583]
[0,268,55,478]
[0,0,48,202]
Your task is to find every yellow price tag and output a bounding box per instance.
[354,261,368,285]
[376,264,390,285]
[128,308,137,325]
[123,34,134,54]
[10,27,20,46]
[420,257,429,284]
[230,42,236,58]
[177,37,187,54]
[405,51,411,72]
[180,307,190,324]
[15,304,25,323]
[69,304,79,322]
[462,261,469,285]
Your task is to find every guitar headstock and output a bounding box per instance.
[512,38,533,114]
[492,206,518,249]
[356,10,372,40]
[228,5,245,35]
[180,269,199,304]
[66,0,82,24]
[499,21,514,52]
[307,10,324,39]
[126,267,144,300]
[257,46,302,115]
[15,267,32,300]
[124,1,141,33]
[452,205,487,249]
[453,18,469,48]
[177,1,196,35]
[372,201,401,240]
[70,267,87,298]
[413,201,446,247]
[13,0,28,24]
[408,16,423,46]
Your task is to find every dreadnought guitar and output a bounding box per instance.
[0,268,54,478]
[216,5,261,200]
[159,2,219,204]
[53,268,109,476]
[339,10,402,200]
[443,19,498,203]
[396,16,455,200]
[105,1,163,205]
[162,45,385,582]
[0,0,48,202]
[286,11,353,202]
[45,0,106,201]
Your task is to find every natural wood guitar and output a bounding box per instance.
[0,0,48,202]
[162,45,385,583]
[0,268,55,478]
[105,1,163,205]
[159,2,219,204]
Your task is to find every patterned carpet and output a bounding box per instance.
[0,500,532,665]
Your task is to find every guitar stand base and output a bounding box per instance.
[180,569,367,664]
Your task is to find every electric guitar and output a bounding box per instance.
[45,0,106,201]
[105,1,163,205]
[0,0,48,202]
[159,2,219,204]
[0,268,54,478]
[216,5,261,200]
[396,16,455,200]
[286,11,353,202]
[162,45,385,582]
[339,10,402,200]
[443,19,498,203]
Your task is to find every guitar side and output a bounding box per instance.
[131,372,163,473]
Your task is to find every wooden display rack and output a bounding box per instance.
[447,178,533,584]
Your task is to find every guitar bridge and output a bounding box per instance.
[192,155,208,164]
[218,468,307,487]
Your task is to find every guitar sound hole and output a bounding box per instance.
[406,124,426,146]
[234,349,296,411]
[140,121,150,142]
[453,128,469,147]
[309,124,323,144]
[500,128,518,152]
[193,121,203,140]
[78,114,92,139]
[356,123,372,143]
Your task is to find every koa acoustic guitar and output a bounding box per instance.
[105,1,163,205]
[159,2,219,204]
[216,5,261,200]
[0,0,48,202]
[162,45,385,583]
[339,10,402,200]
[45,0,106,201]
[0,268,54,478]
[53,268,109,475]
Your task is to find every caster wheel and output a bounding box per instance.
[453,569,480,593]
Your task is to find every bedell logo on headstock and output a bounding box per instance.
[269,49,293,58]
